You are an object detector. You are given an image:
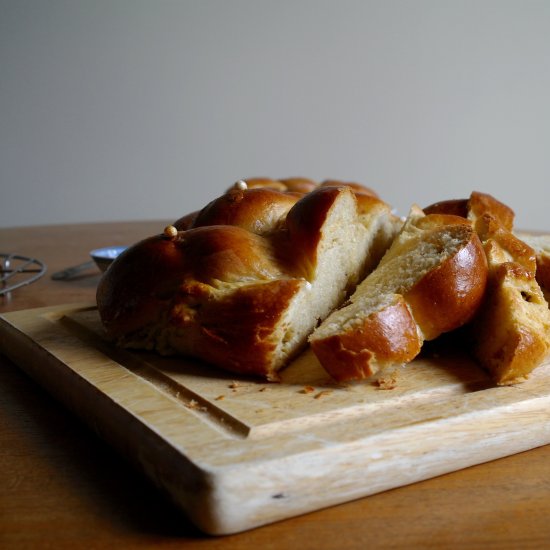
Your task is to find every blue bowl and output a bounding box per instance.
[90,246,127,272]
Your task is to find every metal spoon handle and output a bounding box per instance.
[51,260,96,281]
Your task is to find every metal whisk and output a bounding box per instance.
[0,253,46,296]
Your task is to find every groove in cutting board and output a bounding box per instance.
[61,307,495,440]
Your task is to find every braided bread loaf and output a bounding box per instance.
[96,179,401,379]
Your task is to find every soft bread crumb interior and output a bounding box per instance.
[312,219,467,340]
[272,192,396,362]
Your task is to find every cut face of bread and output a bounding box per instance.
[309,207,488,382]
[97,185,400,380]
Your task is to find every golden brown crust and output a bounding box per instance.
[96,233,189,339]
[424,191,515,231]
[404,228,488,340]
[310,298,421,382]
[175,177,383,234]
[468,191,515,231]
[167,279,306,379]
[278,178,319,194]
[235,177,378,198]
[96,225,287,340]
[240,177,317,194]
[173,211,199,231]
[423,198,469,219]
[413,212,472,230]
[319,180,379,198]
[514,233,550,291]
[353,193,387,216]
[476,214,537,272]
[182,187,299,235]
[537,254,550,290]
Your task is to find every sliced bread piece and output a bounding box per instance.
[309,207,488,382]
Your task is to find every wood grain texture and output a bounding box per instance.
[2,302,550,535]
[3,222,550,548]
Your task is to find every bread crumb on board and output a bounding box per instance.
[372,371,398,390]
[185,399,208,412]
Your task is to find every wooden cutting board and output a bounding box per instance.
[2,303,550,535]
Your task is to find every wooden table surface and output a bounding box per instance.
[2,221,550,549]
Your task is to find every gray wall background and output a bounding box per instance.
[2,0,550,230]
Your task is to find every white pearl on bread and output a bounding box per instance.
[163,225,178,239]
[233,180,248,191]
